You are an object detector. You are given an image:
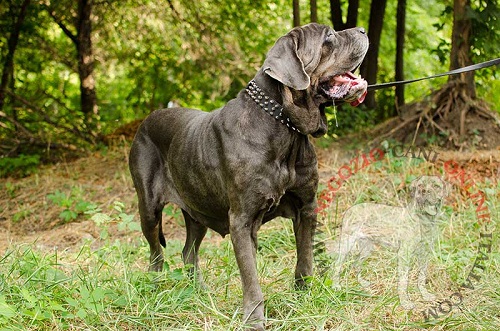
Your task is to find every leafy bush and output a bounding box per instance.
[0,154,40,178]
[326,104,378,137]
[47,188,97,223]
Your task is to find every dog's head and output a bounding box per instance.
[262,23,369,136]
[409,176,449,216]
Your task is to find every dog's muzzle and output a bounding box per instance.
[320,72,368,106]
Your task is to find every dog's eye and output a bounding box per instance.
[324,31,336,44]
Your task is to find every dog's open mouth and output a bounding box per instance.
[320,72,368,107]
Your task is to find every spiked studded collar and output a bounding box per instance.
[245,80,301,133]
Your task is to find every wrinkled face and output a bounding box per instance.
[411,176,448,216]
[263,23,369,136]
[314,27,369,106]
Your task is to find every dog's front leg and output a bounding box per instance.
[229,211,265,331]
[293,205,316,288]
[416,248,436,302]
[397,253,415,310]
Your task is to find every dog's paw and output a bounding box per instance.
[421,291,437,302]
[332,280,342,291]
[358,277,371,288]
[400,300,416,310]
[294,276,312,291]
[195,280,209,291]
[244,316,265,331]
[251,323,265,331]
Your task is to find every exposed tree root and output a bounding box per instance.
[368,81,500,150]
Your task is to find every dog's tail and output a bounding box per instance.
[159,221,166,248]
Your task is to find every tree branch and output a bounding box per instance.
[346,0,360,28]
[0,110,34,139]
[5,89,92,143]
[45,6,79,46]
[0,0,31,112]
[330,0,344,30]
[167,0,182,20]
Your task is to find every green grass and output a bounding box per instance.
[1,155,499,330]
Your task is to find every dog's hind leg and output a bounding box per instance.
[181,210,207,285]
[333,234,357,288]
[138,200,165,272]
[354,238,374,288]
[129,134,167,272]
[416,249,436,301]
[397,252,414,310]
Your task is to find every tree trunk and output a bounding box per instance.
[293,0,301,27]
[360,0,387,110]
[0,0,31,113]
[310,0,317,22]
[395,0,406,109]
[77,0,99,136]
[330,0,359,30]
[330,0,343,30]
[346,0,359,29]
[449,0,475,98]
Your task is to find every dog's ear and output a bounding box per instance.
[440,177,452,198]
[409,177,422,198]
[263,34,310,90]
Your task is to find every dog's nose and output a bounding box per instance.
[358,27,366,34]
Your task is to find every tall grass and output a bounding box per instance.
[0,154,498,330]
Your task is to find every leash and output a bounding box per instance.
[367,58,500,91]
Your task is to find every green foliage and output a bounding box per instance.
[94,0,292,123]
[88,201,141,239]
[47,188,97,223]
[468,0,500,110]
[468,0,500,63]
[430,0,500,110]
[375,0,452,117]
[1,0,498,158]
[0,154,40,178]
[326,104,377,137]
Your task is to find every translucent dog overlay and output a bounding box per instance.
[329,175,448,310]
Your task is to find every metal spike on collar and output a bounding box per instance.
[245,80,300,133]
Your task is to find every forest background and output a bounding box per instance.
[1,2,499,329]
[0,0,499,175]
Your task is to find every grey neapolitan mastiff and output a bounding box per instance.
[129,23,368,329]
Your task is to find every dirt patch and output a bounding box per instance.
[0,143,220,254]
[0,145,137,253]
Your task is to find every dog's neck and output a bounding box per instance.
[247,71,301,133]
[410,202,439,226]
[252,69,283,103]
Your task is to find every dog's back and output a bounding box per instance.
[341,202,417,247]
[132,108,207,152]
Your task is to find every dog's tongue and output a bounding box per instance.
[332,72,367,106]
